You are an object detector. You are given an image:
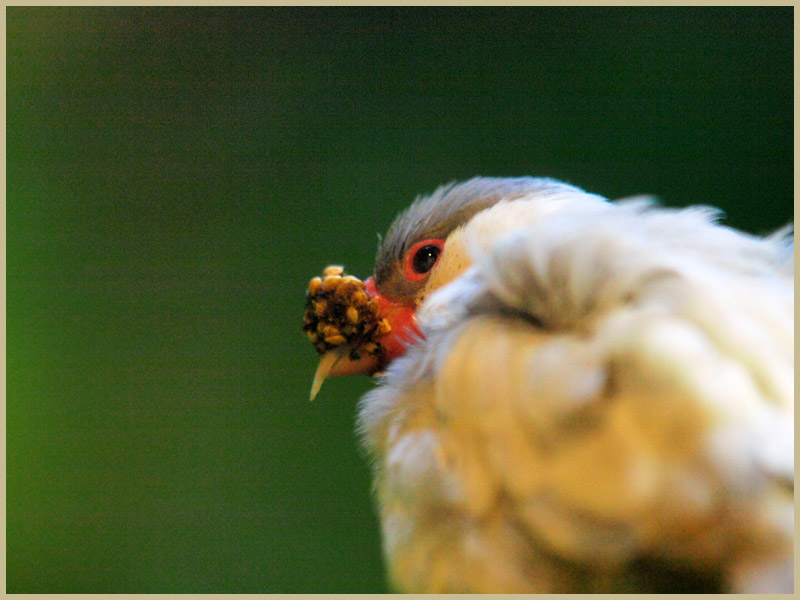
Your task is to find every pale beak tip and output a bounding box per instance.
[309,349,345,401]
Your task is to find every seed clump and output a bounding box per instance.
[302,266,385,361]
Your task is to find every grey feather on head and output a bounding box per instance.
[375,176,585,300]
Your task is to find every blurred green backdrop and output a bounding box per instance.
[7,6,792,593]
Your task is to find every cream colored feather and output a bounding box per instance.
[357,185,793,593]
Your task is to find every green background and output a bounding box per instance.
[7,7,793,593]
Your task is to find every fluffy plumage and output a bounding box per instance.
[330,177,793,592]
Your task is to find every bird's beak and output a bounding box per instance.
[309,276,422,400]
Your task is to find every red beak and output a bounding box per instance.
[326,276,422,378]
[309,274,426,399]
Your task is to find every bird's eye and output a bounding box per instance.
[413,245,441,273]
[404,238,445,282]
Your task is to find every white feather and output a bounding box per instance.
[357,184,793,593]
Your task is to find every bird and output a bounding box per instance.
[304,177,794,593]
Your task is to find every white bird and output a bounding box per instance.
[307,177,794,593]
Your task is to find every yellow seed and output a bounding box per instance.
[378,318,391,335]
[364,342,378,354]
[323,265,344,277]
[346,306,359,323]
[334,280,353,298]
[314,299,327,317]
[308,277,323,295]
[367,299,380,314]
[306,331,318,343]
[352,290,368,306]
[323,324,340,338]
[325,334,346,346]
[341,275,362,287]
[316,322,326,333]
[322,275,342,292]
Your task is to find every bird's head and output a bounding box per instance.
[303,176,603,399]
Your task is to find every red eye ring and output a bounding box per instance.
[404,238,445,282]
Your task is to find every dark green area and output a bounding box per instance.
[7,6,792,593]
